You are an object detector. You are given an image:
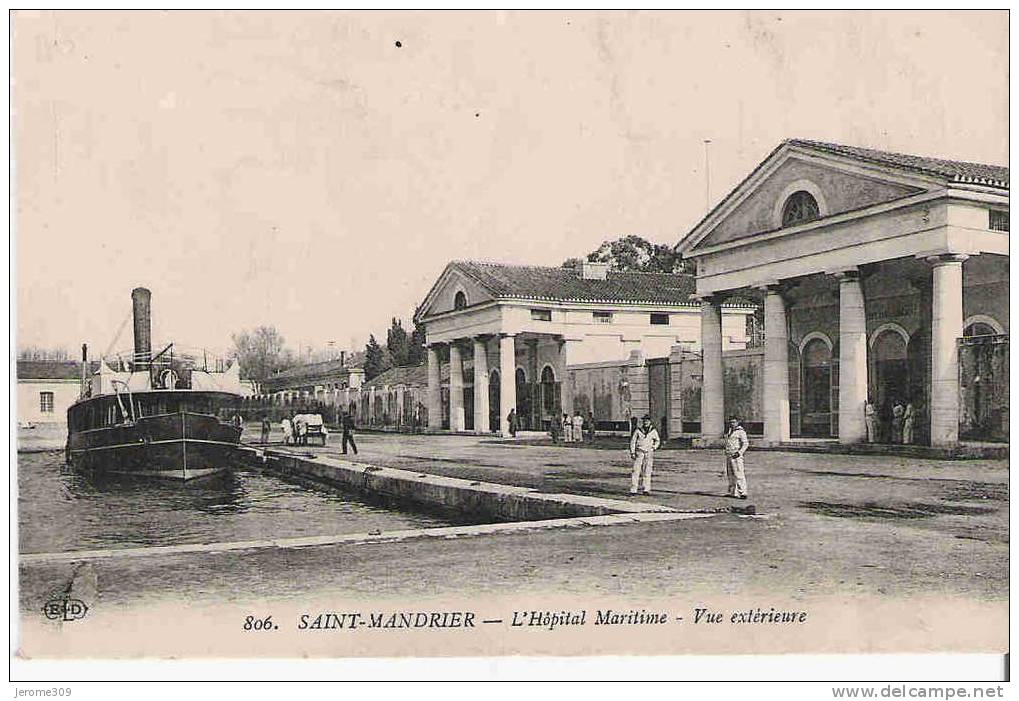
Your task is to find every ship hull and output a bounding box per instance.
[67,411,242,481]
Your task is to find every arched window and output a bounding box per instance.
[781,191,820,227]
[965,322,997,337]
[453,291,467,310]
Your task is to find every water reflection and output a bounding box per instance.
[19,452,459,553]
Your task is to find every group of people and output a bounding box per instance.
[258,412,359,454]
[864,399,917,445]
[626,413,749,500]
[278,414,311,446]
[548,410,596,444]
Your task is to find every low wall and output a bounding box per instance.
[256,449,672,522]
[566,347,765,437]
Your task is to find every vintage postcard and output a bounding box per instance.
[11,9,1008,671]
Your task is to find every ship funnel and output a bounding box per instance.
[131,287,152,368]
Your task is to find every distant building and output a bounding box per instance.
[17,360,95,425]
[260,358,365,406]
[414,260,755,435]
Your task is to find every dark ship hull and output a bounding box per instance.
[67,392,243,481]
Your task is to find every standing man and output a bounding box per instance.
[572,410,584,445]
[891,401,905,444]
[342,412,358,455]
[864,399,877,444]
[562,413,573,443]
[281,415,293,446]
[586,411,596,442]
[724,417,749,499]
[508,408,518,437]
[902,401,916,445]
[260,415,271,445]
[629,415,661,495]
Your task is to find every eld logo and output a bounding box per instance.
[42,597,89,622]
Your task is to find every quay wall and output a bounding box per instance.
[255,449,672,522]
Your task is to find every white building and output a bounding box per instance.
[415,260,754,435]
[678,139,1008,447]
[17,361,91,425]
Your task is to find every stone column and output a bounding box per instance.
[449,342,465,432]
[929,254,967,446]
[499,334,517,436]
[699,297,725,444]
[667,344,687,439]
[762,284,790,444]
[836,269,868,444]
[627,349,649,421]
[473,337,490,433]
[427,345,442,429]
[396,385,405,427]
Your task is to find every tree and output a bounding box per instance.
[407,319,427,366]
[386,318,410,367]
[363,334,389,380]
[562,234,690,274]
[229,326,294,382]
[18,346,70,361]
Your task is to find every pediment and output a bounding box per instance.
[416,265,496,320]
[683,145,937,254]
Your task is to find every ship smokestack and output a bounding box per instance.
[131,287,152,368]
[81,343,88,394]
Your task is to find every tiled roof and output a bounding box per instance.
[264,359,361,390]
[17,360,98,380]
[789,139,1009,189]
[363,363,445,389]
[451,261,698,306]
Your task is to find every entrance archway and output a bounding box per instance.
[488,369,500,433]
[801,336,833,437]
[872,328,909,443]
[515,368,531,429]
[540,365,560,428]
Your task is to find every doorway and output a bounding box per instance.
[873,329,909,443]
[801,337,832,437]
[488,369,500,433]
[540,365,561,429]
[515,368,531,429]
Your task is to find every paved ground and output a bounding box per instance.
[219,425,1010,600]
[18,426,1007,656]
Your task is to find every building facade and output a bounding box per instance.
[259,358,365,406]
[414,260,754,435]
[17,361,93,425]
[678,139,1008,447]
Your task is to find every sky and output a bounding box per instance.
[13,10,1008,360]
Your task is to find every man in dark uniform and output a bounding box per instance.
[342,412,358,455]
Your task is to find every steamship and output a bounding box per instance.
[65,288,245,481]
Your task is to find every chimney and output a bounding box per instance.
[579,261,609,280]
[340,350,346,367]
[131,287,152,368]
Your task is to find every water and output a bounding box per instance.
[18,452,464,554]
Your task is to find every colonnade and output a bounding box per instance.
[699,255,967,446]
